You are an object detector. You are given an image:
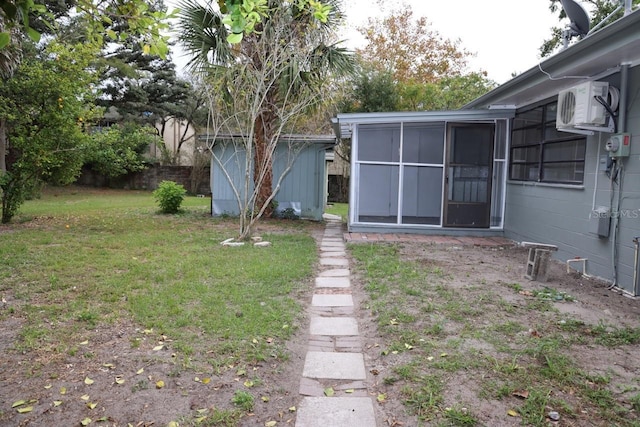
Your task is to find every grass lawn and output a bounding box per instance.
[0,186,319,425]
[325,202,347,221]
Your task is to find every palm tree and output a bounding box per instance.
[178,0,353,221]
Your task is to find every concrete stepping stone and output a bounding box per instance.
[309,306,354,317]
[299,378,369,397]
[302,351,366,380]
[315,276,350,288]
[319,258,349,266]
[323,233,343,239]
[320,251,347,258]
[318,268,350,277]
[312,294,353,307]
[321,240,345,247]
[296,397,376,426]
[310,316,358,336]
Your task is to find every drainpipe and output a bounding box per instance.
[619,64,629,133]
[610,63,629,289]
[634,237,640,296]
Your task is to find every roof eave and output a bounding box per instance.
[464,8,640,110]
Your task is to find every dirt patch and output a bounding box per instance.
[0,315,312,427]
[351,242,640,426]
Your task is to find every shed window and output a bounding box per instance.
[510,102,586,185]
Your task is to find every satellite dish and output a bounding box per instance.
[560,0,590,38]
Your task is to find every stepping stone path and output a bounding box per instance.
[295,216,377,426]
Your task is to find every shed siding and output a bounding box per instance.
[274,145,325,220]
[210,140,330,221]
[504,66,640,293]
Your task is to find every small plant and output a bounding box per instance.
[630,393,640,411]
[232,390,254,411]
[443,405,478,426]
[153,180,187,214]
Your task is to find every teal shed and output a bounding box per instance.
[203,134,336,221]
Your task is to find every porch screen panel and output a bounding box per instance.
[357,123,401,162]
[402,166,443,225]
[358,164,399,223]
[402,123,444,164]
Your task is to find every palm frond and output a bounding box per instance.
[177,0,233,71]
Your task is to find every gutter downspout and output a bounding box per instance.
[610,63,630,289]
[619,64,629,133]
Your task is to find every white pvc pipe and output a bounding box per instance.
[567,258,591,277]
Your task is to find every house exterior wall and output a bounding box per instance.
[148,117,197,166]
[504,66,640,294]
[210,140,332,221]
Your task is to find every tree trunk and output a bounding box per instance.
[253,110,275,218]
[0,118,6,172]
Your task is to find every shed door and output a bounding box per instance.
[444,123,494,228]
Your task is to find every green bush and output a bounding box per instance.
[153,181,187,214]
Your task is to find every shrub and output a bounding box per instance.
[153,181,187,214]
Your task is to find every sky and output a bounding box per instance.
[340,0,562,84]
[170,0,564,85]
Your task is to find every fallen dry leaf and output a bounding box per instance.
[12,400,26,408]
[512,389,529,399]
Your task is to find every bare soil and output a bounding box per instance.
[352,242,640,426]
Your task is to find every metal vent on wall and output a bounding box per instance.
[558,90,576,125]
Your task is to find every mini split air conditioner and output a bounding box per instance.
[556,81,609,130]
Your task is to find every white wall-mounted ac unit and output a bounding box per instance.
[556,81,609,129]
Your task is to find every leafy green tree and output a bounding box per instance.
[399,73,496,111]
[0,42,98,223]
[0,0,176,177]
[84,124,160,179]
[0,0,173,55]
[179,0,354,236]
[540,0,640,57]
[356,7,470,84]
[215,0,333,43]
[340,66,400,113]
[347,4,494,114]
[98,48,203,165]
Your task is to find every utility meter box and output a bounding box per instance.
[590,206,611,238]
[605,133,631,158]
